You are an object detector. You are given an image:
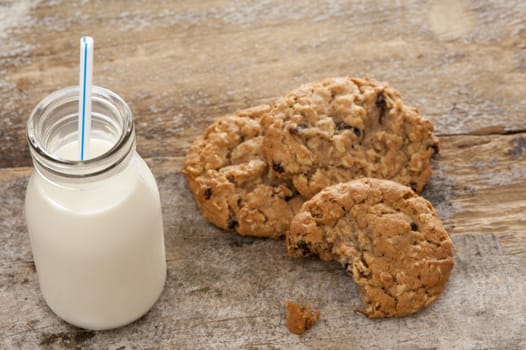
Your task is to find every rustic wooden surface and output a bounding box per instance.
[1,0,525,349]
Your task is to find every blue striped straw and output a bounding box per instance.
[78,36,94,160]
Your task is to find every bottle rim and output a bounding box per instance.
[27,86,135,178]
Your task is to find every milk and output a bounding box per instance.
[57,138,112,160]
[25,139,166,330]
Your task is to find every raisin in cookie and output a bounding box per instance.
[183,106,304,239]
[262,77,439,199]
[287,178,453,318]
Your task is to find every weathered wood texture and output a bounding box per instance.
[1,0,525,349]
[2,0,526,168]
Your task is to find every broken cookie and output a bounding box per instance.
[286,178,454,318]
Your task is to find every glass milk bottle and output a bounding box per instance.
[25,86,166,330]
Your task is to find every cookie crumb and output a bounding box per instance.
[285,300,320,335]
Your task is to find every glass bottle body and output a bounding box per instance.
[25,86,166,330]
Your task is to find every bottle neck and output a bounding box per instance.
[27,86,135,182]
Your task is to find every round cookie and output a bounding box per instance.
[182,105,304,239]
[286,178,454,318]
[262,77,439,199]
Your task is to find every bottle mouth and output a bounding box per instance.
[27,86,135,178]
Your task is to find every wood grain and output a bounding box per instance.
[1,0,525,349]
[1,133,525,349]
[2,0,526,168]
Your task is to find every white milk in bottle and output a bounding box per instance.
[25,86,166,330]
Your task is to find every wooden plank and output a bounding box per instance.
[1,132,525,348]
[6,132,523,261]
[2,233,524,349]
[1,0,526,168]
